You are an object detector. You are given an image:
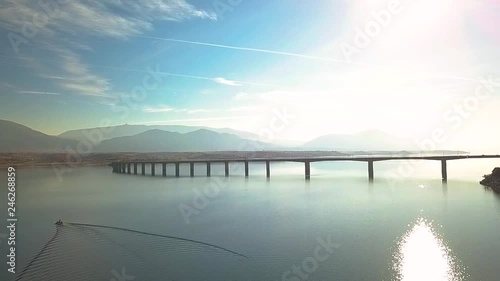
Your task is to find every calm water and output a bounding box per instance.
[1,160,499,280]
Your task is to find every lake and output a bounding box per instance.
[1,159,499,280]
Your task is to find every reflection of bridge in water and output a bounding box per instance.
[111,154,500,182]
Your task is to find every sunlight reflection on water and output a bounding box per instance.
[392,218,466,281]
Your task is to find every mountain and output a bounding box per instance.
[0,119,76,152]
[95,129,270,153]
[58,124,259,143]
[303,130,413,151]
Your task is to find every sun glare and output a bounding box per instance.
[392,218,465,281]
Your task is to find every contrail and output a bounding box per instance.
[132,35,370,67]
[0,54,286,89]
[77,63,286,89]
[131,36,481,82]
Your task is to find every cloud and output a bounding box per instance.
[142,105,175,113]
[17,90,61,96]
[0,0,216,98]
[0,0,216,40]
[187,109,212,114]
[0,82,16,89]
[214,77,241,86]
[227,106,260,112]
[51,48,111,97]
[234,92,250,100]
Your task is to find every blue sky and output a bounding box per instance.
[0,0,499,149]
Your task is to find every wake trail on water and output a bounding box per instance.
[15,221,249,281]
[63,221,249,258]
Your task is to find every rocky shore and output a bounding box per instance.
[480,168,500,192]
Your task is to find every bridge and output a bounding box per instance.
[110,154,500,182]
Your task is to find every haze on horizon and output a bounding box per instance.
[0,0,499,152]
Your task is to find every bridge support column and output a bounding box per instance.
[206,162,211,177]
[225,162,229,177]
[162,163,167,177]
[305,161,310,180]
[190,163,195,177]
[134,163,137,175]
[127,163,131,174]
[441,160,447,182]
[266,161,270,179]
[244,161,249,177]
[141,163,145,176]
[151,163,155,176]
[121,163,125,173]
[368,161,374,182]
[175,163,180,177]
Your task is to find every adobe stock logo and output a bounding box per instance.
[340,0,403,62]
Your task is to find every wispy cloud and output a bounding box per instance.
[234,92,250,100]
[0,0,216,98]
[227,106,260,112]
[213,77,241,86]
[17,90,62,96]
[0,1,216,40]
[53,49,111,97]
[0,82,16,89]
[142,105,175,113]
[187,109,212,114]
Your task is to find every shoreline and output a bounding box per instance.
[0,151,347,169]
[0,150,468,169]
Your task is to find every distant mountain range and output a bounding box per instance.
[0,120,268,153]
[95,129,270,153]
[0,119,463,153]
[58,124,259,142]
[0,120,77,152]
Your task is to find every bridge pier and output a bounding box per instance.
[225,161,229,177]
[441,160,447,182]
[134,163,137,175]
[175,163,180,177]
[305,161,310,180]
[207,162,211,177]
[151,163,155,176]
[121,163,126,173]
[368,161,374,182]
[190,163,195,177]
[266,161,270,178]
[245,161,249,177]
[141,163,145,176]
[162,163,167,177]
[126,163,131,174]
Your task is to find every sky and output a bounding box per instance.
[0,0,499,150]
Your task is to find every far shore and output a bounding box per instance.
[0,150,468,169]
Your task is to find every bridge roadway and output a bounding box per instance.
[110,154,500,181]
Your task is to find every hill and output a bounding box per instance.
[0,119,76,152]
[95,129,270,153]
[58,124,259,143]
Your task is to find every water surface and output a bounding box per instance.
[1,160,499,280]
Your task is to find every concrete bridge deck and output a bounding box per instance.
[110,154,500,181]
